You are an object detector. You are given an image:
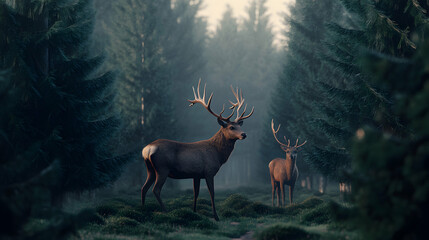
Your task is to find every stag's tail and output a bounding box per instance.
[142,144,158,161]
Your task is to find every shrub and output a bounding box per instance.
[300,203,333,225]
[256,224,318,240]
[117,208,149,223]
[221,194,252,210]
[283,197,324,216]
[102,216,146,235]
[95,204,119,218]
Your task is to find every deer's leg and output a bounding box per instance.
[271,177,276,207]
[141,161,156,207]
[152,172,168,212]
[276,182,280,207]
[193,178,200,212]
[279,181,285,207]
[289,185,294,205]
[205,177,219,221]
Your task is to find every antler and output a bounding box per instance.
[230,86,254,122]
[294,138,307,148]
[188,79,235,122]
[271,119,288,146]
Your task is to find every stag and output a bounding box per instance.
[141,80,254,221]
[269,120,306,207]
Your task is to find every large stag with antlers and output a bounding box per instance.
[141,80,254,221]
[269,120,306,207]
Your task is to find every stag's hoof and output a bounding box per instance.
[214,215,219,221]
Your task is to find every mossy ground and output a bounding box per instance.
[61,186,358,240]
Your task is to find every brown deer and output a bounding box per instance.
[141,80,254,221]
[269,119,306,207]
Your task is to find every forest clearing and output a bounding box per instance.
[61,186,355,240]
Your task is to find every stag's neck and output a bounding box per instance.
[209,129,236,165]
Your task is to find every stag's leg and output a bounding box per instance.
[141,160,156,207]
[280,181,285,207]
[289,185,294,205]
[152,172,168,212]
[271,177,276,207]
[193,178,200,212]
[276,182,280,207]
[206,177,219,221]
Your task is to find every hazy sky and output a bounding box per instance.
[198,0,295,46]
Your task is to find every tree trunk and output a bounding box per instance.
[318,175,328,194]
[339,182,352,201]
[306,175,313,191]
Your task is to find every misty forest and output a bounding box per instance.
[1,0,428,239]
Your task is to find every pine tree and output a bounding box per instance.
[261,0,340,188]
[352,39,429,240]
[311,0,429,186]
[0,0,128,236]
[206,2,281,185]
[107,0,206,149]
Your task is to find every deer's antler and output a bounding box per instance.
[230,86,254,122]
[188,79,235,122]
[271,119,288,146]
[294,138,307,148]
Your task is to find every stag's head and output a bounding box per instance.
[271,119,306,160]
[188,79,254,141]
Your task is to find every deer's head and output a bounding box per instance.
[271,119,306,160]
[188,80,254,141]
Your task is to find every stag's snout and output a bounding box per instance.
[240,133,247,139]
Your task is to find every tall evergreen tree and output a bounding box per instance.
[105,0,206,187]
[206,1,281,185]
[260,0,341,188]
[263,0,429,188]
[107,0,206,148]
[312,0,429,184]
[0,0,128,237]
[352,39,429,240]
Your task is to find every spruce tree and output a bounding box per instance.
[352,39,429,240]
[107,0,206,148]
[0,0,127,237]
[206,2,280,185]
[312,0,429,185]
[261,0,340,188]
[1,0,127,195]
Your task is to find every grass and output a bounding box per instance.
[64,186,358,240]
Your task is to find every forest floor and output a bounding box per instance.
[60,185,358,240]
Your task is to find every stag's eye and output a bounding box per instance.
[230,126,235,130]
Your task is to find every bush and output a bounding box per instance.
[102,216,147,235]
[256,224,318,240]
[300,203,333,225]
[151,208,217,230]
[221,194,252,210]
[238,202,276,217]
[95,204,119,218]
[117,208,149,223]
[283,197,324,216]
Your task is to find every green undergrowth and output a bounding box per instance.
[69,189,357,240]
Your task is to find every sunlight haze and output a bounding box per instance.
[198,0,295,47]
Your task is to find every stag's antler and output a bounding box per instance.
[230,86,254,122]
[271,119,307,148]
[294,138,307,148]
[271,119,288,146]
[188,79,235,122]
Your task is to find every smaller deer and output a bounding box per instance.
[269,119,306,207]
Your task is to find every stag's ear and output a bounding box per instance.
[237,120,243,126]
[217,118,227,127]
[281,145,288,152]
